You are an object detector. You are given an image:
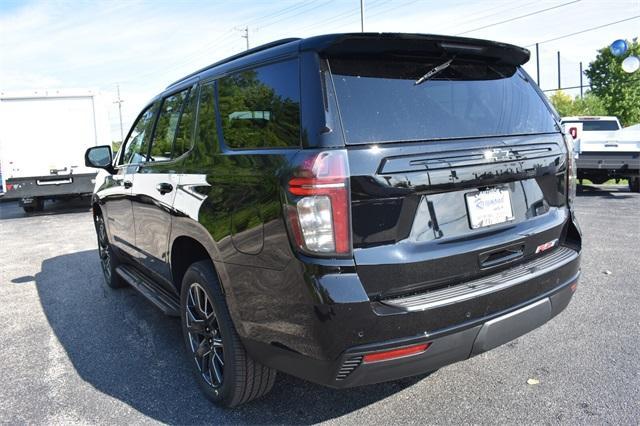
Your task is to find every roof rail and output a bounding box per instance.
[166,37,301,89]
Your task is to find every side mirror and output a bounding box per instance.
[85,145,114,172]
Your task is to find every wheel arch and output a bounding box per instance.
[170,235,218,295]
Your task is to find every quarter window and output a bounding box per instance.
[218,59,300,149]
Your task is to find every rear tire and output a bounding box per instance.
[95,214,126,288]
[180,260,276,407]
[22,198,44,213]
[629,177,640,193]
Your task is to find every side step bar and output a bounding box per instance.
[115,265,180,316]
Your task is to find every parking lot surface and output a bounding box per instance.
[0,187,638,425]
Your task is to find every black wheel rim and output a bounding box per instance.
[96,217,111,282]
[186,282,224,388]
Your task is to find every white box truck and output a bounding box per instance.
[0,89,111,212]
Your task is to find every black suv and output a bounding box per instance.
[85,33,581,407]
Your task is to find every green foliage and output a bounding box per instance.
[584,39,640,126]
[111,141,122,154]
[548,90,607,117]
[218,67,300,149]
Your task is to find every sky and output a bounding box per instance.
[1,0,639,141]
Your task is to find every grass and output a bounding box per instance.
[580,178,629,185]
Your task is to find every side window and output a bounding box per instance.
[121,104,157,165]
[173,86,197,158]
[218,59,300,149]
[149,88,190,161]
[195,82,219,153]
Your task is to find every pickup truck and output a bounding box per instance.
[561,116,640,192]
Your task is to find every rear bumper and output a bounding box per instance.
[2,173,96,200]
[576,151,640,176]
[334,276,577,388]
[241,245,580,388]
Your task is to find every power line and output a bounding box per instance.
[456,0,581,35]
[257,0,335,31]
[525,15,640,46]
[430,0,539,34]
[296,0,386,33]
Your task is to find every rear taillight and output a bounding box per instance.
[286,150,351,255]
[563,132,577,206]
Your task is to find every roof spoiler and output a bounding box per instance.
[302,33,530,66]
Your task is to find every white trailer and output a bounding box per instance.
[0,89,111,212]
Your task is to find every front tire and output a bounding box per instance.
[180,261,276,407]
[95,214,126,288]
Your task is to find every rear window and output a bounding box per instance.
[562,120,619,131]
[329,58,558,144]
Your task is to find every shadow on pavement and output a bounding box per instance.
[576,184,635,199]
[0,198,92,220]
[32,249,421,424]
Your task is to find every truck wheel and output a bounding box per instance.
[22,198,44,213]
[180,260,276,407]
[95,215,126,288]
[629,177,640,193]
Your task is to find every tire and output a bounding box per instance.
[22,198,44,213]
[630,177,640,193]
[180,260,276,407]
[95,214,126,288]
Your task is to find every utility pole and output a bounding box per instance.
[241,26,249,50]
[579,61,584,99]
[557,51,561,90]
[360,0,365,32]
[535,43,540,86]
[114,84,124,143]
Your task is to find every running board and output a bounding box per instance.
[115,265,180,316]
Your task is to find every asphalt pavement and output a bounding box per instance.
[0,187,638,425]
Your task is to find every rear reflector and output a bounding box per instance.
[535,239,558,254]
[570,282,578,292]
[363,343,431,363]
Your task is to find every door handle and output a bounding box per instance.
[156,182,173,195]
[123,180,133,189]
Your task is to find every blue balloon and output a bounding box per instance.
[610,39,628,56]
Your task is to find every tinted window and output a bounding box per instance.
[122,104,157,164]
[196,82,219,153]
[329,58,558,144]
[218,59,300,149]
[174,86,197,157]
[149,89,190,161]
[562,120,619,131]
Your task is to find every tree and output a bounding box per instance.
[548,90,606,117]
[584,39,640,126]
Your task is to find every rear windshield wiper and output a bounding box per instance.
[414,58,455,86]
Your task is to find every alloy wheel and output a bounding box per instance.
[96,217,111,282]
[185,282,224,388]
